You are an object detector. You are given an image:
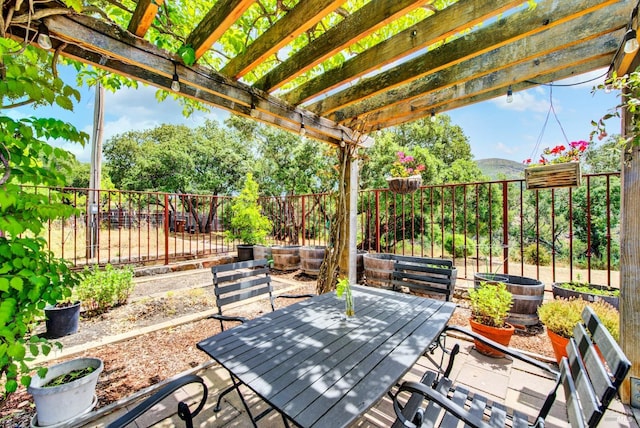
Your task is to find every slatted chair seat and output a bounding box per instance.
[393,306,631,428]
[209,258,314,426]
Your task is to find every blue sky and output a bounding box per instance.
[9,68,619,164]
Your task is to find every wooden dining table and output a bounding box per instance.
[197,285,456,428]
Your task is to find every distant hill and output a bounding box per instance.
[476,158,526,180]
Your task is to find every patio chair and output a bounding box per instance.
[392,306,631,428]
[209,258,314,422]
[107,374,208,428]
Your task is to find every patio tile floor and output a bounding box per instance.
[81,336,639,428]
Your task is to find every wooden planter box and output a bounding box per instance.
[525,162,581,190]
[386,175,422,194]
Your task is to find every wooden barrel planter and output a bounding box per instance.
[300,246,326,277]
[253,245,272,261]
[552,283,619,310]
[363,253,395,288]
[272,245,301,271]
[474,273,544,326]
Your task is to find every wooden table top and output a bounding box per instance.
[197,285,456,428]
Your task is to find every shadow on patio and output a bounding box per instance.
[76,336,638,428]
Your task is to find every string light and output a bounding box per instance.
[624,28,639,54]
[37,23,52,50]
[250,99,258,118]
[506,86,513,103]
[171,62,181,92]
[430,110,436,122]
[300,114,306,136]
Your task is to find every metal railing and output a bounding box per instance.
[32,173,620,286]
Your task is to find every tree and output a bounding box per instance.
[584,136,622,173]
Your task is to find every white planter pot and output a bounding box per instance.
[28,357,103,427]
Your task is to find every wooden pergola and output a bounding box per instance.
[3,0,638,406]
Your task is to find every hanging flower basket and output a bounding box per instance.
[525,162,581,190]
[387,175,422,194]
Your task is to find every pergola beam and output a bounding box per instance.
[186,0,254,60]
[127,0,164,37]
[345,27,622,130]
[220,0,344,79]
[305,0,623,117]
[253,0,426,92]
[279,0,523,106]
[44,13,368,147]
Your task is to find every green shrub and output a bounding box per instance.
[469,282,513,328]
[75,264,135,314]
[538,298,619,341]
[226,173,271,245]
[444,234,476,258]
[523,243,551,266]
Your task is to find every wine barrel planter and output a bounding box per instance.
[363,253,395,288]
[357,250,366,283]
[474,273,544,326]
[300,246,326,277]
[272,245,301,271]
[552,283,619,310]
[253,245,272,261]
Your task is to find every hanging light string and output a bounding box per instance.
[528,84,570,163]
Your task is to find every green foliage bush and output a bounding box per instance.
[523,243,551,266]
[226,173,272,245]
[444,234,476,258]
[75,264,135,314]
[469,282,513,328]
[538,298,619,340]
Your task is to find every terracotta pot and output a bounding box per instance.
[547,328,570,364]
[469,318,515,358]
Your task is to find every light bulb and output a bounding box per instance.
[250,102,258,118]
[37,23,52,50]
[300,122,306,136]
[506,86,513,103]
[171,72,180,92]
[430,111,436,123]
[624,29,639,54]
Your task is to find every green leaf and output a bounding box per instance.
[54,95,74,111]
[7,343,25,360]
[10,277,23,291]
[20,375,32,387]
[5,380,18,393]
[178,45,196,66]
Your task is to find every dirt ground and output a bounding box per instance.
[0,269,554,428]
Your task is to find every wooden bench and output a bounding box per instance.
[392,306,631,428]
[392,255,457,301]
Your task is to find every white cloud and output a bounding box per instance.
[492,88,551,113]
[494,142,520,155]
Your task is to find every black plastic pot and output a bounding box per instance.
[236,244,254,262]
[45,301,81,338]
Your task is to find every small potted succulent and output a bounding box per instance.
[468,282,514,358]
[538,298,619,363]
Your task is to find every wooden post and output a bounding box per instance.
[339,147,358,284]
[619,108,640,405]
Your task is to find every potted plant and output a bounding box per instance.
[387,151,425,194]
[523,140,588,190]
[226,173,272,261]
[28,357,103,426]
[44,300,82,339]
[538,298,619,364]
[468,282,514,358]
[551,281,619,310]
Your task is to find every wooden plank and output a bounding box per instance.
[43,14,366,147]
[127,0,164,37]
[368,56,612,131]
[280,0,523,105]
[220,0,344,79]
[356,34,618,131]
[186,0,254,60]
[306,0,623,116]
[254,0,426,92]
